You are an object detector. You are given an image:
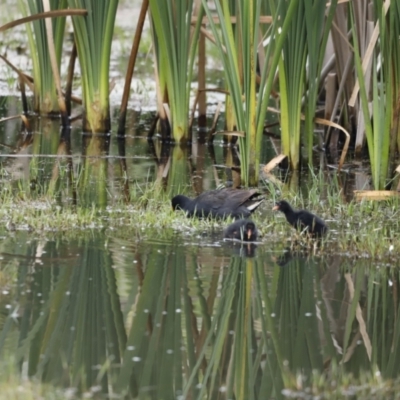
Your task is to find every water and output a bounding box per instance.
[0,228,398,399]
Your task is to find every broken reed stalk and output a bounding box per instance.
[0,9,87,32]
[314,117,350,172]
[0,115,31,131]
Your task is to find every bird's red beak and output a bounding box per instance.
[272,205,279,211]
[247,229,252,240]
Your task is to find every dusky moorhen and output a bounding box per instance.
[172,188,263,219]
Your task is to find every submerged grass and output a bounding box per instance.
[0,175,400,259]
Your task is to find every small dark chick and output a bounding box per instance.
[223,219,258,242]
[273,200,328,237]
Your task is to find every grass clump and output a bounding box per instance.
[0,172,399,259]
[0,181,225,238]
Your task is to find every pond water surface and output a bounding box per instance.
[0,229,399,399]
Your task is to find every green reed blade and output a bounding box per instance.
[18,0,67,114]
[183,259,239,398]
[202,0,277,184]
[181,254,199,395]
[116,251,166,391]
[68,0,118,132]
[278,0,307,170]
[232,258,252,398]
[304,0,338,164]
[342,271,364,360]
[256,0,300,169]
[293,262,322,371]
[191,254,212,333]
[350,3,375,182]
[149,0,197,141]
[34,267,74,377]
[101,250,127,360]
[350,0,395,189]
[204,259,242,397]
[314,265,341,363]
[255,259,286,387]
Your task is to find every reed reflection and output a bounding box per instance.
[0,233,399,398]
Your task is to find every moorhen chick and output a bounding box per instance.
[172,188,263,219]
[273,200,328,237]
[223,219,258,242]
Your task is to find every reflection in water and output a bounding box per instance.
[274,248,307,267]
[0,108,364,213]
[0,113,239,207]
[80,133,110,207]
[222,240,259,258]
[0,231,399,398]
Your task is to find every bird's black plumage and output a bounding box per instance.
[223,219,258,242]
[273,200,328,237]
[172,188,263,219]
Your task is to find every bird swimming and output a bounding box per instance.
[223,219,258,242]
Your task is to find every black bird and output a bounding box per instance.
[171,188,263,219]
[273,200,328,237]
[223,219,258,242]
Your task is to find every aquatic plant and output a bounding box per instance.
[278,0,339,170]
[2,0,400,188]
[201,0,290,185]
[17,0,67,114]
[148,0,203,142]
[67,0,119,133]
[278,0,307,171]
[350,0,400,190]
[303,0,338,164]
